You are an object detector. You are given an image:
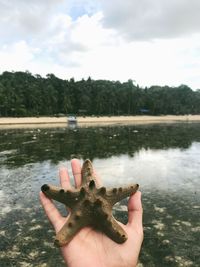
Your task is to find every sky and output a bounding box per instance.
[1,0,200,89]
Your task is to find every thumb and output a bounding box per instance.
[127,191,143,231]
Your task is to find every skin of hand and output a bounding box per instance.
[40,159,143,267]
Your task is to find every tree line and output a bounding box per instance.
[0,71,200,117]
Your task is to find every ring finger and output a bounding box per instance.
[59,166,72,190]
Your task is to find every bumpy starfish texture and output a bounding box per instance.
[41,159,139,247]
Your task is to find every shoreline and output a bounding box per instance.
[0,115,200,129]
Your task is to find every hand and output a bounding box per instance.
[40,159,143,267]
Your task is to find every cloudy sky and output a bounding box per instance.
[1,0,200,89]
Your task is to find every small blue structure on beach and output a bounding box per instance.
[140,108,150,114]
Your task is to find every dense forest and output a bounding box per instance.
[0,71,200,117]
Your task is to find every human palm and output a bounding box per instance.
[40,159,143,267]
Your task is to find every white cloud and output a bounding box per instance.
[0,0,200,89]
[101,0,200,40]
[0,41,36,70]
[0,0,63,41]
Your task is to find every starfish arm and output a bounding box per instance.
[102,216,127,244]
[106,184,139,206]
[41,184,82,208]
[81,159,96,186]
[54,212,87,246]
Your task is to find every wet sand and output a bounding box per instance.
[0,115,200,129]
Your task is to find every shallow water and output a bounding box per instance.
[0,123,200,267]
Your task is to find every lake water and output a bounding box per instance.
[0,123,200,267]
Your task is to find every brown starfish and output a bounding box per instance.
[41,159,139,247]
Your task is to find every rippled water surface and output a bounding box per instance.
[0,123,200,267]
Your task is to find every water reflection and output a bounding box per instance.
[0,123,200,167]
[0,123,200,267]
[92,153,199,206]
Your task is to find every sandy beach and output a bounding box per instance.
[0,115,200,129]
